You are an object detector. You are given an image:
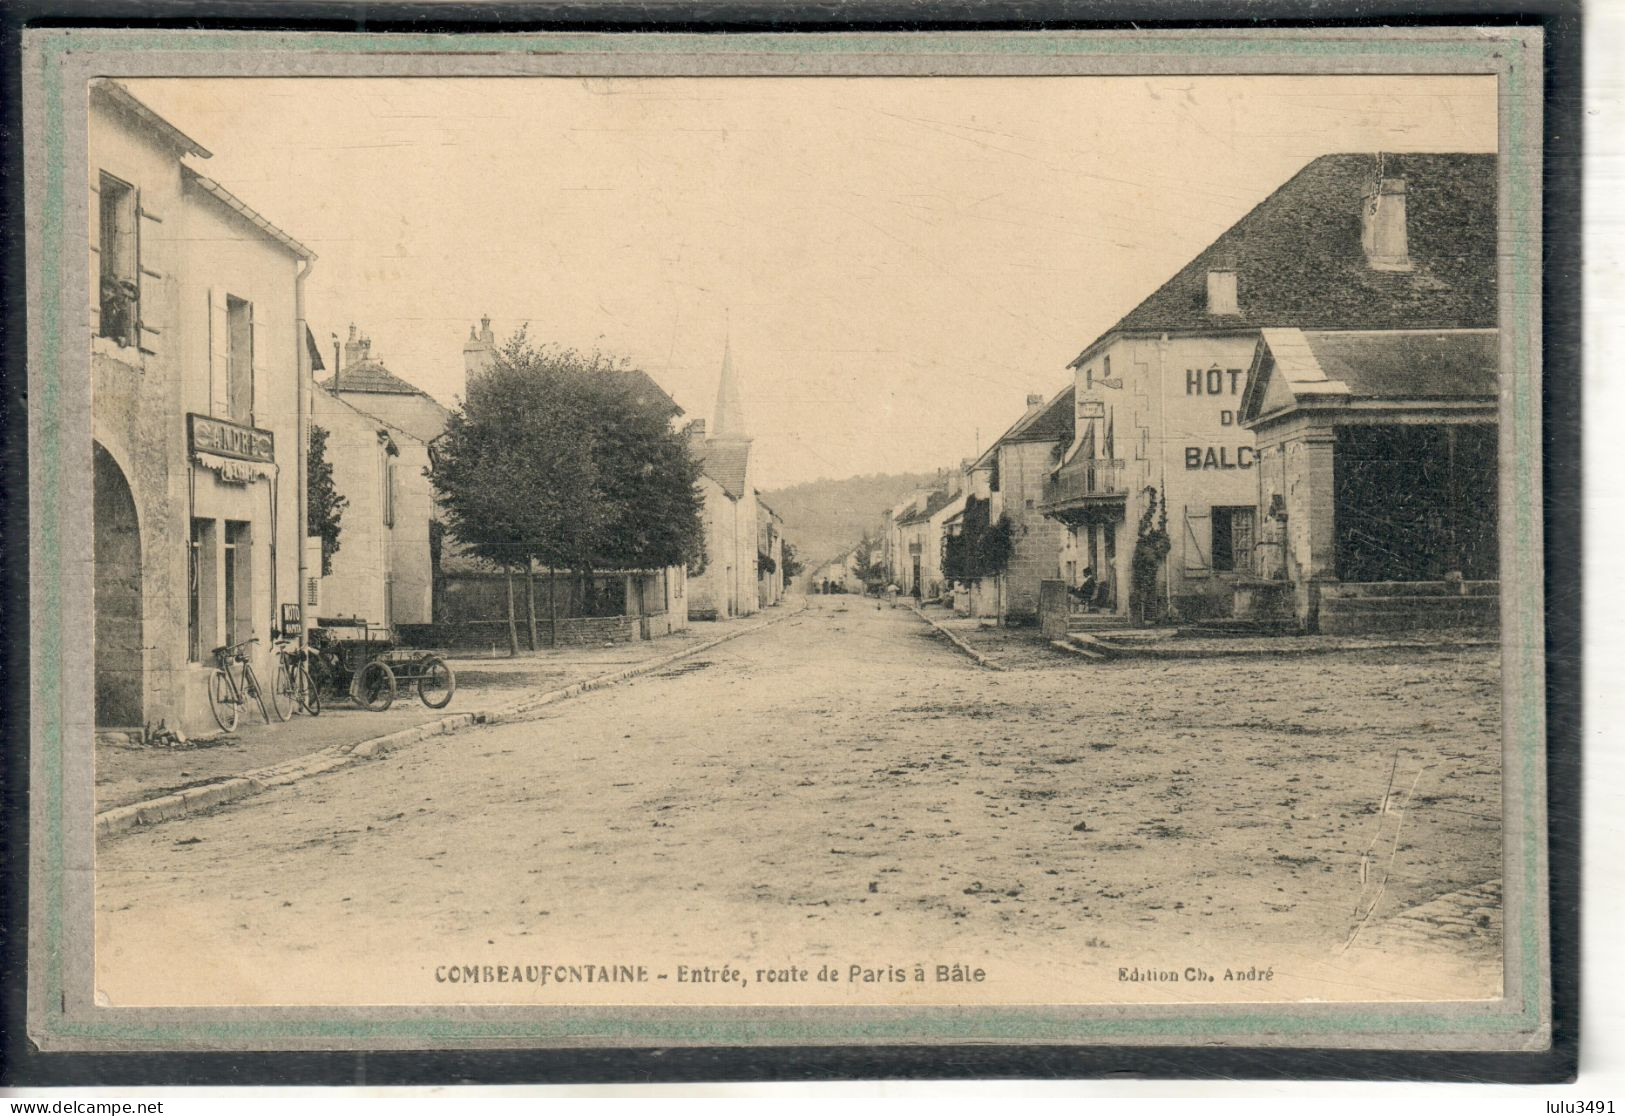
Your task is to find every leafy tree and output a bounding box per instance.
[780,539,804,581]
[942,497,1012,581]
[851,531,888,587]
[583,366,705,572]
[430,329,705,651]
[306,424,347,576]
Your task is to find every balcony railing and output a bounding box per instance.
[1040,459,1128,509]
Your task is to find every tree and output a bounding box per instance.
[780,539,804,581]
[851,531,888,589]
[306,424,347,576]
[429,329,705,652]
[942,497,1012,582]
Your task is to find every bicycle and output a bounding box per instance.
[272,637,321,719]
[207,637,272,733]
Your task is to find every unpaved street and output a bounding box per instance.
[97,596,1503,1007]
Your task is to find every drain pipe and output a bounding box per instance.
[295,255,315,657]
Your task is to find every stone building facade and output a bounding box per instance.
[312,326,450,628]
[1044,152,1498,624]
[90,80,314,733]
[959,388,1075,622]
[757,500,786,608]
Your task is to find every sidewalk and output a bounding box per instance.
[918,603,1499,668]
[96,618,768,813]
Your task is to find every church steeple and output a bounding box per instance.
[712,334,750,442]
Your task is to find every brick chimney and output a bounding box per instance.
[1362,176,1413,272]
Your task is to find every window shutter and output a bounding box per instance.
[208,288,230,418]
[1182,508,1210,576]
[88,179,101,334]
[249,300,268,426]
[136,193,164,356]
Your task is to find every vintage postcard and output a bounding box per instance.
[23,26,1551,1054]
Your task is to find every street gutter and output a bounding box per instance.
[909,605,1008,671]
[96,602,806,841]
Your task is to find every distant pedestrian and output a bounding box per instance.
[887,582,900,608]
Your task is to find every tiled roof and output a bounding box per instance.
[1089,153,1496,348]
[1010,385,1075,443]
[92,80,212,158]
[1304,330,1499,399]
[970,385,1075,471]
[696,439,751,501]
[319,361,429,397]
[896,489,957,527]
[1241,327,1498,423]
[603,368,683,417]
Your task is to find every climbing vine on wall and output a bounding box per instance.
[1130,486,1171,624]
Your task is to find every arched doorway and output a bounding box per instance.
[94,442,143,728]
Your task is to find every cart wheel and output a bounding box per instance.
[416,657,456,709]
[352,661,397,712]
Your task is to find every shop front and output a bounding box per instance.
[180,413,297,731]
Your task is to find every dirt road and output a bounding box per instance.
[96,596,1503,1007]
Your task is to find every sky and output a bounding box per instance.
[125,75,1497,490]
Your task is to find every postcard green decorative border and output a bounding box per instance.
[25,26,1548,1051]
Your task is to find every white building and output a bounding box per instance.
[311,325,451,630]
[90,80,315,733]
[688,341,760,621]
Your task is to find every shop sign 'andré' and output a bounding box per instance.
[187,413,276,465]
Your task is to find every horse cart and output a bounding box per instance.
[310,618,457,712]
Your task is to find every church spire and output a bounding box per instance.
[712,333,750,441]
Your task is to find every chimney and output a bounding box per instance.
[343,323,371,370]
[1206,269,1239,315]
[684,418,707,444]
[462,315,496,380]
[1362,175,1413,271]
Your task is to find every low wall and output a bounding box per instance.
[398,614,640,651]
[1313,580,1500,634]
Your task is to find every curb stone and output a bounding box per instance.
[910,606,1008,671]
[95,603,805,840]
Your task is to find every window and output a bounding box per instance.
[188,519,218,662]
[227,296,254,424]
[98,173,139,347]
[1211,506,1257,573]
[223,521,252,648]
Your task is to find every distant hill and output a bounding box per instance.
[760,471,941,573]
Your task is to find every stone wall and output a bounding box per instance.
[398,614,639,651]
[994,442,1066,622]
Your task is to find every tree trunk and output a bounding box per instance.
[505,567,520,658]
[525,560,539,651]
[548,565,558,648]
